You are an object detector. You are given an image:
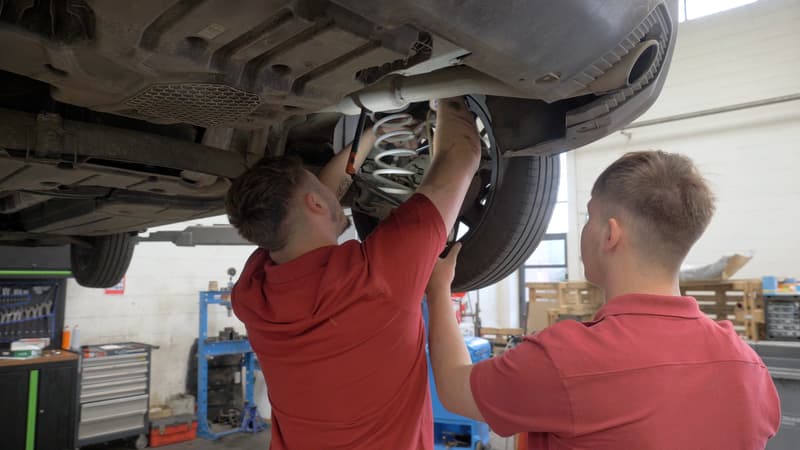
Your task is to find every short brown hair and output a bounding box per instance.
[225,156,307,251]
[592,150,715,269]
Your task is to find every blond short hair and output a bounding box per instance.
[592,150,716,269]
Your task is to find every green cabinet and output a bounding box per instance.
[0,352,79,450]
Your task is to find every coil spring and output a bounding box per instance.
[371,113,425,196]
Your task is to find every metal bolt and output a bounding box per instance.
[536,72,561,83]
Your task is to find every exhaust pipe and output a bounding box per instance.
[323,66,530,114]
[325,39,659,114]
[584,39,660,95]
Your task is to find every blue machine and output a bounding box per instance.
[197,290,267,440]
[423,302,492,449]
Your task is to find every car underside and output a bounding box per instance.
[0,0,678,289]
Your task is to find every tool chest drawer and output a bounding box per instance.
[83,353,148,371]
[81,353,149,402]
[80,376,149,402]
[79,412,148,441]
[78,342,154,447]
[79,394,149,440]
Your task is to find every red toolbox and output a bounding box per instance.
[149,414,197,447]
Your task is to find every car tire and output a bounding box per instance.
[451,154,559,291]
[353,155,558,292]
[70,233,136,288]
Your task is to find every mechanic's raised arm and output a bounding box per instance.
[361,97,480,305]
[318,129,376,200]
[427,245,572,435]
[416,98,482,233]
[426,243,485,421]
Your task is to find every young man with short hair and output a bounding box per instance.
[226,97,481,449]
[427,150,780,449]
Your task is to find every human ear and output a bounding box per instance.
[604,217,622,252]
[304,191,328,215]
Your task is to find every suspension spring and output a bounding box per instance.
[370,113,425,196]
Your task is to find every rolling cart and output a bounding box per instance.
[78,342,155,449]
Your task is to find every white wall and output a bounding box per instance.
[64,216,259,406]
[468,273,519,329]
[568,0,800,281]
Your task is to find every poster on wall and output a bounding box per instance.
[105,276,126,295]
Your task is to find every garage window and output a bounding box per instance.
[521,234,567,283]
[679,0,759,22]
[518,151,568,285]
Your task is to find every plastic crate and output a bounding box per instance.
[149,415,197,447]
[764,295,800,340]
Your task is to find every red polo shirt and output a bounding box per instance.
[232,194,446,450]
[471,294,781,449]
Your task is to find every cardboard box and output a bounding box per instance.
[527,299,558,332]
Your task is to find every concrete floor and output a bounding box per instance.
[489,432,515,450]
[81,430,269,450]
[82,429,514,449]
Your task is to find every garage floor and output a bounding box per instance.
[81,430,515,449]
[82,431,269,450]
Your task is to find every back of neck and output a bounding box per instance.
[602,270,681,302]
[270,234,335,264]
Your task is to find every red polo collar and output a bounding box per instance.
[593,293,704,321]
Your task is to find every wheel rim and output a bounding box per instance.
[70,238,96,273]
[451,96,500,244]
[353,96,502,245]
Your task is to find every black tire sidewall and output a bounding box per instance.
[70,233,136,288]
[452,154,559,291]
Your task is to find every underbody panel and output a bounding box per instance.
[0,0,678,242]
[0,0,672,128]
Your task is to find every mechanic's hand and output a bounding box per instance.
[426,242,462,297]
[433,97,481,160]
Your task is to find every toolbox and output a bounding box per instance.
[78,342,155,448]
[149,414,197,447]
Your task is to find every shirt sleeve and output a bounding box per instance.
[362,193,447,306]
[470,337,574,437]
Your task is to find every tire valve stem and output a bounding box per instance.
[346,107,369,176]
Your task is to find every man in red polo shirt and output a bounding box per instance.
[427,150,781,449]
[225,97,480,449]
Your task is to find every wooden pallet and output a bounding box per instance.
[527,279,765,340]
[527,281,603,308]
[680,279,764,341]
[478,327,525,355]
[547,309,597,326]
[526,282,603,331]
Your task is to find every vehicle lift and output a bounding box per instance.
[197,289,267,440]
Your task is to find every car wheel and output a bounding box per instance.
[134,433,148,449]
[451,153,558,292]
[70,233,137,288]
[353,96,559,292]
